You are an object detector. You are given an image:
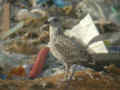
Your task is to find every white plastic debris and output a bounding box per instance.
[30,8,48,18]
[65,14,120,62]
[65,14,108,54]
[0,50,31,73]
[15,9,30,21]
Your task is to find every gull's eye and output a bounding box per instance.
[45,20,49,24]
[54,18,59,22]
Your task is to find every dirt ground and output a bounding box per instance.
[0,70,120,90]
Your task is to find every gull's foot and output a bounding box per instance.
[85,69,95,79]
[56,78,71,88]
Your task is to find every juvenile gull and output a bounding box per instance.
[47,17,95,80]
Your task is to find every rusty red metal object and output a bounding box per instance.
[29,47,49,78]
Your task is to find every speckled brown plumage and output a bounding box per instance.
[48,17,94,80]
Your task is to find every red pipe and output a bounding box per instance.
[29,47,49,78]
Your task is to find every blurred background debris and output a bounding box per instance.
[0,0,120,89]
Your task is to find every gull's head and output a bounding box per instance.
[46,17,60,27]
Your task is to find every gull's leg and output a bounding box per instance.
[68,64,76,80]
[64,62,69,81]
[57,62,69,82]
[84,69,94,79]
[56,63,71,88]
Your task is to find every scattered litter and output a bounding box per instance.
[7,65,26,80]
[109,3,120,25]
[0,74,7,80]
[52,0,71,8]
[1,21,25,39]
[36,0,72,8]
[0,1,120,89]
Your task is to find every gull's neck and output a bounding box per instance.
[49,25,62,42]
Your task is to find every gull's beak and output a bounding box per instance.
[48,17,56,22]
[44,20,49,24]
[45,17,56,24]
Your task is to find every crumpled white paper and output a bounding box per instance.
[65,14,108,54]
